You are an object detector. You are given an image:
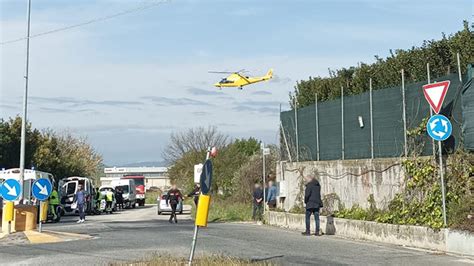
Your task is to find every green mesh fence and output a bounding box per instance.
[462,65,474,151]
[281,71,471,161]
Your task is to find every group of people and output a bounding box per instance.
[252,180,277,221]
[252,175,323,236]
[72,185,128,224]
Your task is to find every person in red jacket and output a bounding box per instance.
[166,184,183,224]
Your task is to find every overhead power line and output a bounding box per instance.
[1,0,170,46]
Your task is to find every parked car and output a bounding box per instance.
[157,194,183,215]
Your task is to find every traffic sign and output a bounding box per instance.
[422,81,450,114]
[427,114,452,141]
[194,164,203,183]
[263,148,270,155]
[0,179,21,201]
[200,159,213,195]
[32,178,52,201]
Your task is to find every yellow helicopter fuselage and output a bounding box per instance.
[214,69,273,89]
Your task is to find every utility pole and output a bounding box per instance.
[19,0,32,202]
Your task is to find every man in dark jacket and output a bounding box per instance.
[302,175,323,236]
[252,183,264,221]
[166,184,183,224]
[187,183,201,207]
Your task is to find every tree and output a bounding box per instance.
[0,117,41,169]
[163,126,229,163]
[165,127,265,200]
[0,116,103,183]
[291,22,473,108]
[34,131,102,182]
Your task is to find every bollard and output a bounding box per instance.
[39,201,49,233]
[4,202,14,234]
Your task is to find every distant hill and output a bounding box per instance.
[119,161,168,167]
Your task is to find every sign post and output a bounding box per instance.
[32,178,52,233]
[188,147,216,266]
[422,81,451,227]
[0,179,22,234]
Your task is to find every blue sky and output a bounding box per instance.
[1,0,471,165]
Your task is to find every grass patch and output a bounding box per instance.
[145,191,161,205]
[120,254,274,266]
[191,199,253,222]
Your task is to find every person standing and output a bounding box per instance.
[116,188,124,210]
[74,185,86,223]
[105,189,114,214]
[302,175,323,236]
[252,183,264,222]
[266,181,277,210]
[187,183,201,207]
[49,185,60,222]
[166,184,183,224]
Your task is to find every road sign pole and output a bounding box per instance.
[427,63,436,157]
[438,140,447,227]
[188,148,211,266]
[188,225,199,266]
[38,202,42,233]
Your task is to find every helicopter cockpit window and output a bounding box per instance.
[220,78,234,84]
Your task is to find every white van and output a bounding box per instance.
[111,179,137,208]
[0,168,55,204]
[60,176,95,215]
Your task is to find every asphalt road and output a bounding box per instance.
[0,206,472,266]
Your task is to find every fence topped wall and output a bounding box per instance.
[281,70,472,162]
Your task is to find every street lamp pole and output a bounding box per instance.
[19,0,32,202]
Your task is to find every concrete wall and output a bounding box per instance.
[267,211,474,256]
[276,158,405,211]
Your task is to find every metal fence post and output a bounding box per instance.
[280,122,292,162]
[341,86,345,160]
[294,97,299,162]
[457,52,463,83]
[315,93,320,161]
[401,69,408,156]
[369,78,374,159]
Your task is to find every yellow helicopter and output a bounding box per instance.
[210,69,273,90]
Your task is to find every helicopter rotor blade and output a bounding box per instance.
[208,71,235,74]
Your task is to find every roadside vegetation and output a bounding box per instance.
[165,126,279,222]
[123,254,274,266]
[0,116,103,183]
[320,124,474,231]
[190,199,252,222]
[291,21,473,107]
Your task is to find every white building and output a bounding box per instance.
[101,166,169,190]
